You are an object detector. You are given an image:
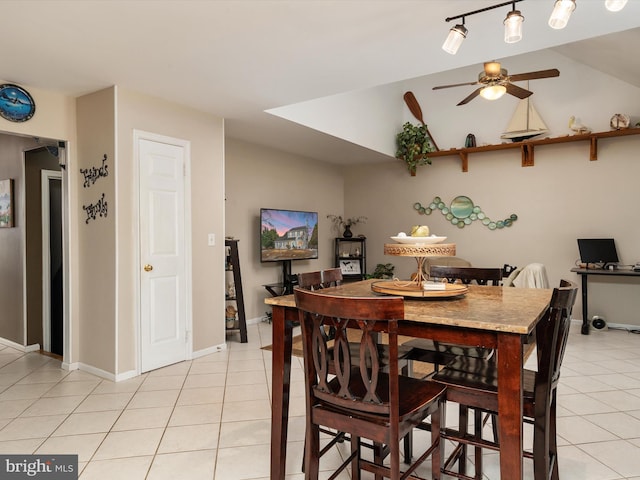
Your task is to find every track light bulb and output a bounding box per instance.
[442,24,468,55]
[504,9,524,43]
[548,0,576,29]
[605,0,627,11]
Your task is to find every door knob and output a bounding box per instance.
[144,264,153,272]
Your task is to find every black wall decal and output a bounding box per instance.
[82,193,108,224]
[80,154,109,188]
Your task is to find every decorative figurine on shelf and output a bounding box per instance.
[225,305,237,329]
[327,214,367,238]
[569,116,591,134]
[226,282,236,299]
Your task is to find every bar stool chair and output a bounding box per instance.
[294,287,446,480]
[296,268,415,467]
[432,279,578,480]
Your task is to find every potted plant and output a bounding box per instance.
[365,263,395,279]
[396,122,435,176]
[326,214,367,238]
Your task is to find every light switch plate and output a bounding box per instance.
[208,234,215,246]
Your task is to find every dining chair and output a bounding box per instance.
[297,268,343,291]
[403,266,503,473]
[431,279,578,480]
[294,287,446,480]
[404,266,503,371]
[296,268,415,465]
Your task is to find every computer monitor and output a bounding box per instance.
[577,238,619,267]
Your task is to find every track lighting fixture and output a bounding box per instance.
[605,0,627,11]
[442,1,524,55]
[442,22,468,55]
[548,0,576,29]
[504,7,524,44]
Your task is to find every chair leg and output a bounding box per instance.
[304,422,320,480]
[432,398,444,480]
[404,430,413,464]
[550,398,559,480]
[458,405,469,476]
[351,434,361,480]
[473,409,483,480]
[401,362,413,464]
[374,443,384,480]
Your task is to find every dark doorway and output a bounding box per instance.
[24,147,63,356]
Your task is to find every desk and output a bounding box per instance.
[265,279,551,480]
[570,267,640,334]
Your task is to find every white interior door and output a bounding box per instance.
[138,135,190,373]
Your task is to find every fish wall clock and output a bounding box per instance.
[0,84,36,122]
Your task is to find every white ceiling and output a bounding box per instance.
[2,1,639,165]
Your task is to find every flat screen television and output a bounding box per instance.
[261,208,318,261]
[261,208,318,293]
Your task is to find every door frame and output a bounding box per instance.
[20,142,70,364]
[41,169,63,353]
[133,130,193,375]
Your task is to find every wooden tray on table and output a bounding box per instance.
[371,280,468,298]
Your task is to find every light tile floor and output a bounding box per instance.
[0,322,639,479]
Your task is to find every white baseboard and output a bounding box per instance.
[193,342,227,359]
[0,337,40,352]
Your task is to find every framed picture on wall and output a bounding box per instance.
[0,178,14,228]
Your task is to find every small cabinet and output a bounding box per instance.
[225,239,247,343]
[334,237,366,281]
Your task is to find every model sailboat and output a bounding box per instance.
[501,96,549,142]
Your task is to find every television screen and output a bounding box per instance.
[260,208,318,262]
[577,238,619,265]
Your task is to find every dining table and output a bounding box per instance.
[265,279,552,480]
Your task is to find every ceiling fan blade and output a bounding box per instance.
[433,81,479,90]
[457,88,482,106]
[505,83,533,99]
[509,68,560,82]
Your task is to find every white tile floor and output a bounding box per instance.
[0,321,639,479]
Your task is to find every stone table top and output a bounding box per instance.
[265,279,552,335]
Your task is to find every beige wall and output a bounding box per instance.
[76,87,117,373]
[1,81,226,377]
[0,83,78,357]
[116,88,225,372]
[344,136,640,328]
[0,134,43,344]
[225,138,344,323]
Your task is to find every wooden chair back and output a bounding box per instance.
[429,266,502,286]
[294,287,404,414]
[296,268,342,291]
[536,279,578,397]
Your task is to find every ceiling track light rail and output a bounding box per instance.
[443,0,524,55]
[444,0,628,55]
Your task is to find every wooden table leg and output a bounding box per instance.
[497,333,524,480]
[270,305,294,480]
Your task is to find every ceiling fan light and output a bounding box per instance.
[480,85,507,101]
[442,24,468,55]
[605,0,627,11]
[548,0,576,29]
[504,10,524,43]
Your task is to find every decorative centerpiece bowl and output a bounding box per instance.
[390,235,447,244]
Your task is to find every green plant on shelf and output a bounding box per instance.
[396,122,435,176]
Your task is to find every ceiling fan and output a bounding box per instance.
[433,61,560,106]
